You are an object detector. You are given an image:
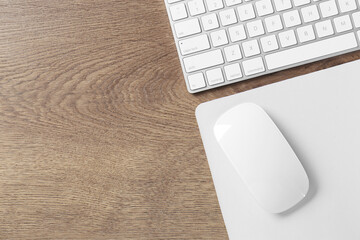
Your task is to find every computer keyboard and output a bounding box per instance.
[164,0,360,93]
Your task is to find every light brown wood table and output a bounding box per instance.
[1,1,360,239]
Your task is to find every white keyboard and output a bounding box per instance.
[164,0,360,93]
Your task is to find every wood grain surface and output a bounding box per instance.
[1,1,360,239]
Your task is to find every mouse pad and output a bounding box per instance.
[196,60,360,240]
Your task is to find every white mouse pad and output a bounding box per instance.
[196,60,360,240]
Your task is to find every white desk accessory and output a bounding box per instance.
[196,60,360,239]
[214,103,310,214]
[165,0,360,93]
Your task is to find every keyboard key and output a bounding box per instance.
[352,12,360,28]
[256,0,274,17]
[338,0,357,13]
[188,0,206,16]
[297,25,315,43]
[188,73,206,90]
[283,10,302,28]
[165,0,360,93]
[228,25,247,42]
[224,45,242,62]
[247,20,265,37]
[224,63,243,80]
[210,30,229,47]
[242,57,265,76]
[170,3,188,21]
[225,0,242,7]
[315,20,334,38]
[273,0,292,11]
[219,9,238,26]
[265,15,283,33]
[260,35,279,52]
[174,18,201,38]
[293,0,310,7]
[319,0,338,18]
[202,13,220,31]
[334,15,353,33]
[279,30,297,47]
[206,68,225,85]
[301,5,320,23]
[183,49,224,73]
[265,33,358,70]
[206,0,224,11]
[179,34,210,55]
[237,4,256,21]
[242,39,261,57]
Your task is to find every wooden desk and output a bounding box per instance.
[1,1,360,239]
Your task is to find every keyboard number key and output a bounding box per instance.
[206,0,224,11]
[188,0,206,16]
[188,73,206,90]
[224,63,243,81]
[170,3,188,21]
[206,68,225,85]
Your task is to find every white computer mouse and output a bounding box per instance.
[214,103,309,214]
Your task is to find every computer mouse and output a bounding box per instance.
[214,103,309,214]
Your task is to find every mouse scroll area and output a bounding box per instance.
[214,103,309,214]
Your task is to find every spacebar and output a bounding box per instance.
[265,33,358,70]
